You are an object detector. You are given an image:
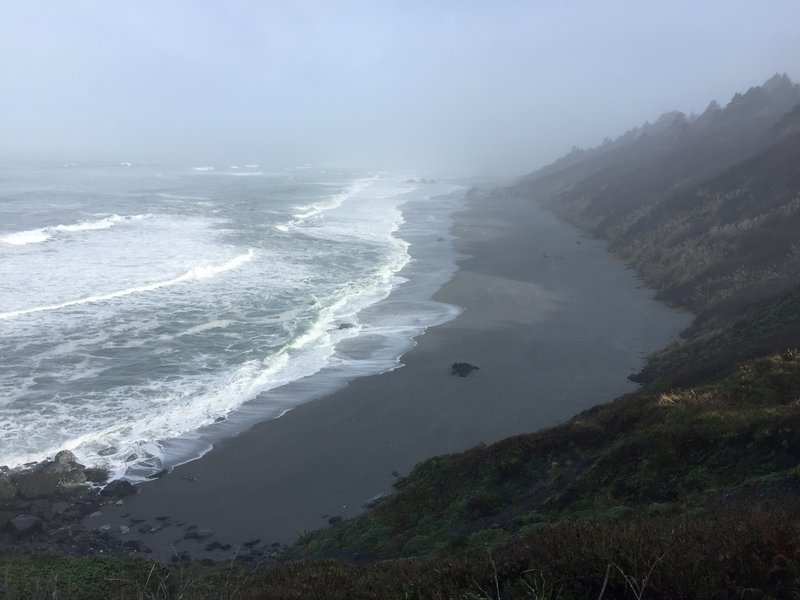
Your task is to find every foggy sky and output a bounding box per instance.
[1,1,799,177]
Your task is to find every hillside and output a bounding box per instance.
[510,73,800,386]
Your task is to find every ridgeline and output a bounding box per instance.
[4,74,800,598]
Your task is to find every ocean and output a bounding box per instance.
[0,163,464,480]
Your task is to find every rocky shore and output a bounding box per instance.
[0,451,283,564]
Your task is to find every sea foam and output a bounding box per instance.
[0,250,255,320]
[0,214,149,246]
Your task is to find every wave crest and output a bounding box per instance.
[0,249,256,320]
[0,214,150,246]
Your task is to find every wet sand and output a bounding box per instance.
[89,192,691,559]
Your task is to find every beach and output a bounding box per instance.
[83,190,691,560]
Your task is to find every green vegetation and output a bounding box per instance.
[295,350,800,562]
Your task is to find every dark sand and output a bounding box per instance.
[88,193,691,559]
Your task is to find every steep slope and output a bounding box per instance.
[509,74,800,385]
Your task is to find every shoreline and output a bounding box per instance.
[2,189,691,560]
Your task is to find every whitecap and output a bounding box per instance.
[0,214,150,246]
[0,250,256,320]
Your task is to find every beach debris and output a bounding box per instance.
[451,362,480,377]
[392,476,408,489]
[363,492,390,508]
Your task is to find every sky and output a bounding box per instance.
[1,1,799,177]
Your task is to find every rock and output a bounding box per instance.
[363,492,390,508]
[40,450,84,475]
[14,471,61,499]
[84,468,110,483]
[119,525,130,534]
[146,469,169,480]
[100,480,137,498]
[243,537,260,548]
[451,362,480,377]
[338,322,355,330]
[327,515,342,525]
[0,511,10,530]
[88,511,104,519]
[205,541,231,552]
[97,446,118,457]
[392,476,408,489]
[54,450,79,466]
[123,539,144,551]
[0,473,17,502]
[9,514,42,535]
[58,469,87,486]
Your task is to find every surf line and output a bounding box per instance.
[0,250,256,321]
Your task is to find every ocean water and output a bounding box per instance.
[0,164,463,480]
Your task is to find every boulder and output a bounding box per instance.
[58,469,87,486]
[14,471,61,499]
[8,514,43,535]
[0,473,17,502]
[451,362,480,377]
[84,468,110,483]
[100,480,137,498]
[41,450,84,474]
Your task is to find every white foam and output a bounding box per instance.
[290,176,377,222]
[0,250,255,320]
[0,214,150,246]
[193,166,215,171]
[244,164,259,168]
[155,193,212,201]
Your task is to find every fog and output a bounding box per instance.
[1,1,799,176]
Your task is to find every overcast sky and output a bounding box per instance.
[1,1,799,176]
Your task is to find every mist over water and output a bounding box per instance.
[0,164,464,479]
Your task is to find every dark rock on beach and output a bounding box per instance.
[450,362,480,377]
[0,450,147,559]
[100,480,137,498]
[8,514,42,536]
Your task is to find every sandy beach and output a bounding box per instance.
[87,191,691,560]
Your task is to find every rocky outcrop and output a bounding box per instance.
[0,450,121,551]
